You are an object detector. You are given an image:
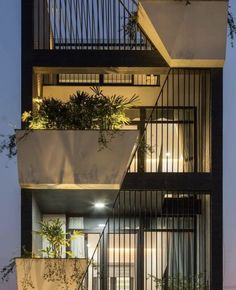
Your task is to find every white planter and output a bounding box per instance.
[15,258,87,290]
[16,130,138,190]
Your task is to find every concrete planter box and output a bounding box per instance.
[15,258,87,290]
[16,130,138,190]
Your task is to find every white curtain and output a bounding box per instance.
[146,119,184,172]
[167,232,194,276]
[144,218,194,290]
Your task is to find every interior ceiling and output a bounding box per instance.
[32,189,163,216]
[33,189,118,216]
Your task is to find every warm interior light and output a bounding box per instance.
[94,202,105,209]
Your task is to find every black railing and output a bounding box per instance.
[37,68,211,173]
[79,191,211,290]
[129,69,211,173]
[78,68,212,289]
[34,0,154,50]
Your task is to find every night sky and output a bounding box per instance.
[0,1,236,289]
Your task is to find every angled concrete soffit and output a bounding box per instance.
[16,130,139,190]
[138,0,228,67]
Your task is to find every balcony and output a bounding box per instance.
[73,190,211,290]
[16,130,138,189]
[31,68,211,176]
[33,0,154,51]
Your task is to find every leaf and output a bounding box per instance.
[21,111,32,122]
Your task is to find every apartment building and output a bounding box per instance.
[17,0,228,289]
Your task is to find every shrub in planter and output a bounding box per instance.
[1,219,88,290]
[0,88,139,157]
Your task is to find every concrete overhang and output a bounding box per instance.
[16,130,138,190]
[138,0,228,67]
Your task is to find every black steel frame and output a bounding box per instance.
[21,1,223,289]
[33,0,153,51]
[42,72,161,87]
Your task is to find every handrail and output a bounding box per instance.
[34,0,154,51]
[78,68,212,288]
[78,68,172,289]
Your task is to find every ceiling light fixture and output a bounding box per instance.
[94,202,105,209]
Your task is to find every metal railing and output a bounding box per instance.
[129,69,212,173]
[78,68,212,289]
[79,191,211,290]
[33,0,154,50]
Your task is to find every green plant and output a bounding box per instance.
[148,273,209,290]
[36,218,81,258]
[0,88,139,157]
[0,219,86,290]
[122,11,138,42]
[23,88,138,130]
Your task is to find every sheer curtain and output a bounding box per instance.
[144,218,194,290]
[167,231,194,277]
[146,119,184,172]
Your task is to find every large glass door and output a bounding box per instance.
[108,233,137,290]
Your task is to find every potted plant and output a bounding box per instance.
[1,218,88,290]
[1,88,139,189]
[1,87,139,156]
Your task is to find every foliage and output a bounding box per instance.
[0,258,15,283]
[0,88,138,157]
[148,273,209,290]
[41,259,86,290]
[23,88,138,131]
[123,1,236,47]
[0,219,85,290]
[0,134,16,158]
[36,218,81,258]
[123,11,138,42]
[228,6,236,47]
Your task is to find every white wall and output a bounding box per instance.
[223,2,236,289]
[0,1,21,289]
[32,197,42,255]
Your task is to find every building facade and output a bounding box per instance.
[19,0,227,289]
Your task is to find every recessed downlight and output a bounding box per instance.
[94,202,105,209]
